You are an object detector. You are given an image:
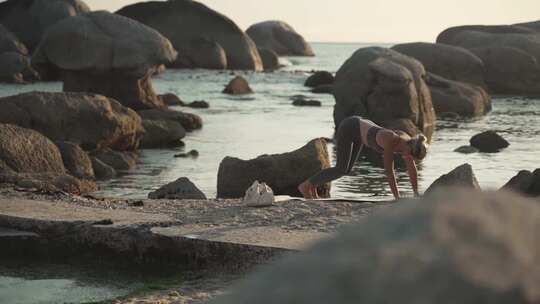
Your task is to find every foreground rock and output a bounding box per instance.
[304,71,334,88]
[217,138,331,198]
[55,142,94,180]
[501,169,540,197]
[32,11,177,110]
[247,21,314,56]
[437,22,540,95]
[0,25,38,83]
[148,177,207,200]
[333,47,436,141]
[138,109,203,132]
[258,48,280,71]
[140,120,186,149]
[392,42,486,87]
[425,163,480,195]
[426,73,491,117]
[470,131,510,153]
[212,190,540,304]
[223,76,253,95]
[117,0,262,71]
[0,0,90,52]
[0,92,144,151]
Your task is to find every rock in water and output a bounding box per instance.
[333,47,436,142]
[292,97,322,107]
[211,190,540,304]
[426,73,491,117]
[311,84,333,94]
[0,0,90,52]
[217,138,331,198]
[304,71,334,88]
[425,163,480,195]
[140,119,186,149]
[247,21,314,56]
[90,157,116,180]
[0,124,65,174]
[186,100,210,109]
[160,93,185,106]
[138,109,203,132]
[258,48,280,71]
[0,92,144,151]
[117,0,262,71]
[454,145,479,154]
[148,177,206,200]
[391,42,486,88]
[55,142,95,179]
[92,149,138,171]
[32,11,177,110]
[223,76,253,95]
[436,22,540,95]
[470,131,510,153]
[0,25,39,83]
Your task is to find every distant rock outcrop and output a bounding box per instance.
[117,0,262,71]
[392,42,486,88]
[426,73,491,117]
[247,21,314,56]
[0,0,90,52]
[0,25,38,83]
[32,11,177,110]
[333,47,436,142]
[437,21,540,95]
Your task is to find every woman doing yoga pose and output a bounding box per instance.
[298,116,429,199]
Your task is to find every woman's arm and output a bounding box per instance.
[404,156,419,196]
[382,134,401,199]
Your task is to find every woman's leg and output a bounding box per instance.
[346,142,363,173]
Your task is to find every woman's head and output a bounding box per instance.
[407,134,428,160]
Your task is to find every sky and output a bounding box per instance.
[78,1,540,42]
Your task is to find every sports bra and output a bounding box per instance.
[366,126,384,153]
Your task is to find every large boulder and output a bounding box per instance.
[90,157,116,180]
[55,141,94,179]
[91,148,138,171]
[217,138,331,198]
[211,190,540,304]
[425,163,480,195]
[140,119,186,149]
[0,92,144,151]
[137,109,203,132]
[247,21,314,56]
[0,25,39,83]
[470,131,510,153]
[436,23,540,95]
[32,11,177,110]
[116,0,262,71]
[392,42,486,87]
[501,170,535,195]
[148,177,206,200]
[333,47,436,142]
[426,73,491,117]
[171,37,227,70]
[0,0,90,52]
[0,123,65,174]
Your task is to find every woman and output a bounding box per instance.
[298,116,428,199]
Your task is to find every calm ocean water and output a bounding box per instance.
[1,42,539,200]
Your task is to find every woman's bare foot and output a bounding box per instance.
[298,181,313,199]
